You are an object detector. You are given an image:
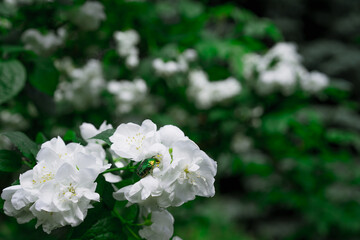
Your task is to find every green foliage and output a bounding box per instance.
[1,131,38,161]
[0,60,26,104]
[0,0,359,240]
[90,129,116,146]
[28,58,59,96]
[0,150,22,172]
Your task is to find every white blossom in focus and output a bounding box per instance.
[68,1,106,31]
[21,28,66,56]
[139,209,174,240]
[1,137,110,234]
[187,70,241,109]
[107,79,148,114]
[114,30,140,68]
[110,119,158,161]
[112,120,217,209]
[161,139,217,207]
[79,121,124,183]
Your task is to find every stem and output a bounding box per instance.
[101,166,137,174]
[112,210,141,240]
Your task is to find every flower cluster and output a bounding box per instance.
[243,42,329,95]
[67,1,106,31]
[107,79,148,114]
[55,59,106,111]
[1,137,110,233]
[153,49,197,77]
[114,30,140,68]
[21,28,66,56]
[2,119,216,239]
[110,119,217,239]
[187,69,242,109]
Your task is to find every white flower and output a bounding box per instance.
[1,186,34,224]
[112,121,217,209]
[80,121,113,144]
[1,137,110,234]
[258,62,298,95]
[110,119,158,161]
[172,237,183,240]
[242,42,330,95]
[114,30,140,68]
[139,209,174,240]
[300,71,329,93]
[161,140,217,207]
[21,28,66,56]
[182,49,197,61]
[107,79,148,114]
[188,70,241,109]
[55,59,106,111]
[68,1,106,31]
[152,49,196,77]
[158,125,187,147]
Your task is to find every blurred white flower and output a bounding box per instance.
[243,42,329,95]
[55,59,106,111]
[114,30,140,68]
[1,137,110,234]
[21,28,66,56]
[300,71,329,93]
[68,1,106,31]
[139,209,174,240]
[107,78,148,114]
[187,70,241,109]
[153,49,197,77]
[172,237,183,240]
[0,110,29,130]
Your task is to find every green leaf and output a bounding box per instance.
[35,132,47,145]
[90,129,116,146]
[96,175,116,209]
[1,131,39,159]
[29,58,59,96]
[0,60,26,104]
[80,216,123,240]
[0,150,22,172]
[63,130,86,145]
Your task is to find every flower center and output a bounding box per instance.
[126,132,145,151]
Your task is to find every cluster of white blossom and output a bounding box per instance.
[243,42,329,95]
[187,69,242,109]
[55,59,106,111]
[67,1,106,31]
[21,28,66,56]
[79,121,127,183]
[1,137,110,234]
[0,110,29,130]
[1,119,215,239]
[107,79,148,114]
[114,30,140,68]
[110,119,217,239]
[153,49,197,77]
[4,0,53,7]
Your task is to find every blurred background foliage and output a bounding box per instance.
[1,0,360,239]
